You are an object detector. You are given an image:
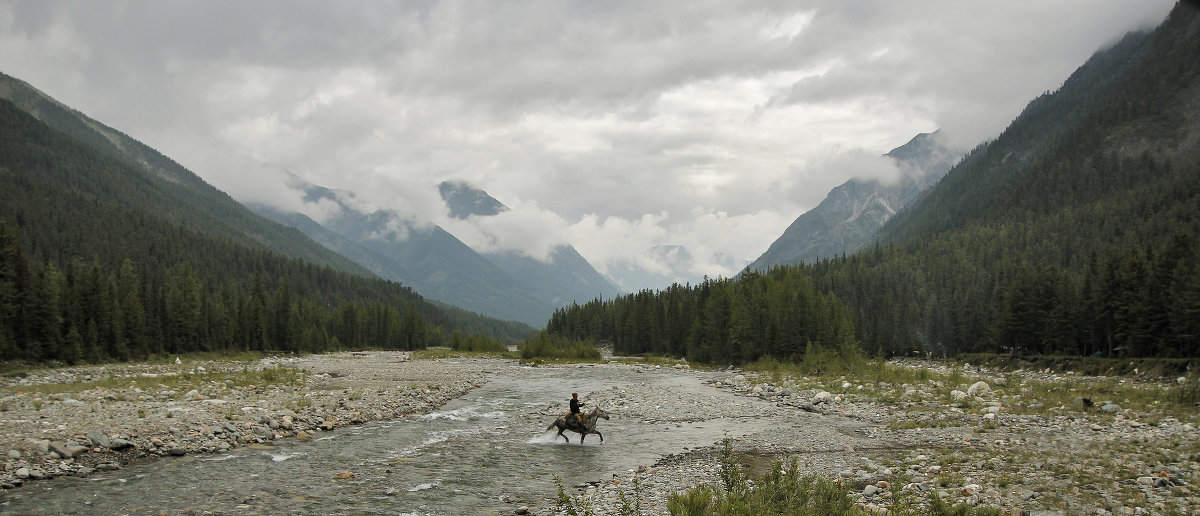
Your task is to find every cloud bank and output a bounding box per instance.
[0,0,1176,290]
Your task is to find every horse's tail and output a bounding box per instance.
[545,421,557,431]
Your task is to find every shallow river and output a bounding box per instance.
[1,362,772,515]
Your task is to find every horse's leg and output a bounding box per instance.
[593,430,603,442]
[579,432,586,444]
[557,427,569,443]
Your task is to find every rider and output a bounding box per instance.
[569,392,586,426]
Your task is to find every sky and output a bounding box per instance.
[0,0,1177,291]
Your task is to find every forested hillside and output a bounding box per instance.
[805,2,1200,359]
[546,2,1200,364]
[0,73,371,276]
[0,96,532,364]
[546,269,857,365]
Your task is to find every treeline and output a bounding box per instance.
[546,269,857,365]
[0,93,532,365]
[801,231,1199,359]
[792,4,1200,361]
[0,221,447,363]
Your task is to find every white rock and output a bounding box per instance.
[967,381,991,396]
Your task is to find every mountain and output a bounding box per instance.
[251,180,555,327]
[0,73,372,277]
[804,1,1200,359]
[436,180,623,304]
[439,180,509,219]
[748,130,962,271]
[0,77,534,364]
[541,1,1200,366]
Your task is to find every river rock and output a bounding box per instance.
[30,439,49,454]
[320,418,337,431]
[333,470,356,479]
[49,441,88,459]
[863,484,879,497]
[1100,403,1121,414]
[7,449,19,459]
[109,438,134,450]
[86,430,112,449]
[812,391,832,405]
[168,447,187,456]
[967,381,990,396]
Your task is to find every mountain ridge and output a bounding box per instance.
[748,130,962,270]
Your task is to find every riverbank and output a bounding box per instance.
[0,351,489,490]
[1,353,1198,514]
[534,360,1200,515]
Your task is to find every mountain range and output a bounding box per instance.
[543,0,1200,364]
[250,179,620,327]
[748,130,963,270]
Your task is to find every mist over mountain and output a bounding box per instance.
[435,181,623,305]
[748,130,963,270]
[0,74,533,365]
[250,180,554,327]
[439,180,509,219]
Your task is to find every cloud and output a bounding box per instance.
[0,0,1178,291]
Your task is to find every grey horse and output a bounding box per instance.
[545,405,610,443]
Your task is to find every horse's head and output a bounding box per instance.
[591,406,610,420]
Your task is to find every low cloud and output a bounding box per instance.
[0,0,1177,291]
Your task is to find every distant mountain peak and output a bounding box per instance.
[747,130,964,270]
[438,180,509,219]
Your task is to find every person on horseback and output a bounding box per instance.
[569,392,586,426]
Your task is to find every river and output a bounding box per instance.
[0,362,776,515]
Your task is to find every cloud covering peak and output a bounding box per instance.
[0,0,1176,290]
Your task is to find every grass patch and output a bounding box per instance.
[6,366,307,396]
[412,347,518,360]
[656,439,1007,515]
[519,332,602,361]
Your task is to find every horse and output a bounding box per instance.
[545,405,610,443]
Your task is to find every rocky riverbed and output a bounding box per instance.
[1,353,1198,515]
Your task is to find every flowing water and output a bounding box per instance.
[0,363,773,515]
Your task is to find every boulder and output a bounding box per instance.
[967,381,990,397]
[49,441,88,459]
[86,430,112,449]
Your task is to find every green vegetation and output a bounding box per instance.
[447,331,511,353]
[519,332,602,361]
[544,4,1200,366]
[6,366,306,396]
[0,96,531,365]
[412,347,517,360]
[801,5,1200,361]
[658,439,1005,515]
[547,270,857,367]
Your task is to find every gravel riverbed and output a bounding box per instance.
[1,352,1197,515]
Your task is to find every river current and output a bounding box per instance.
[0,362,772,515]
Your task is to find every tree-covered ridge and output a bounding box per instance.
[0,96,532,364]
[544,3,1200,363]
[0,72,371,276]
[547,268,857,365]
[801,2,1200,359]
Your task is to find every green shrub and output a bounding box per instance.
[519,332,601,361]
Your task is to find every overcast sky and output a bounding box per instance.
[0,1,1176,290]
